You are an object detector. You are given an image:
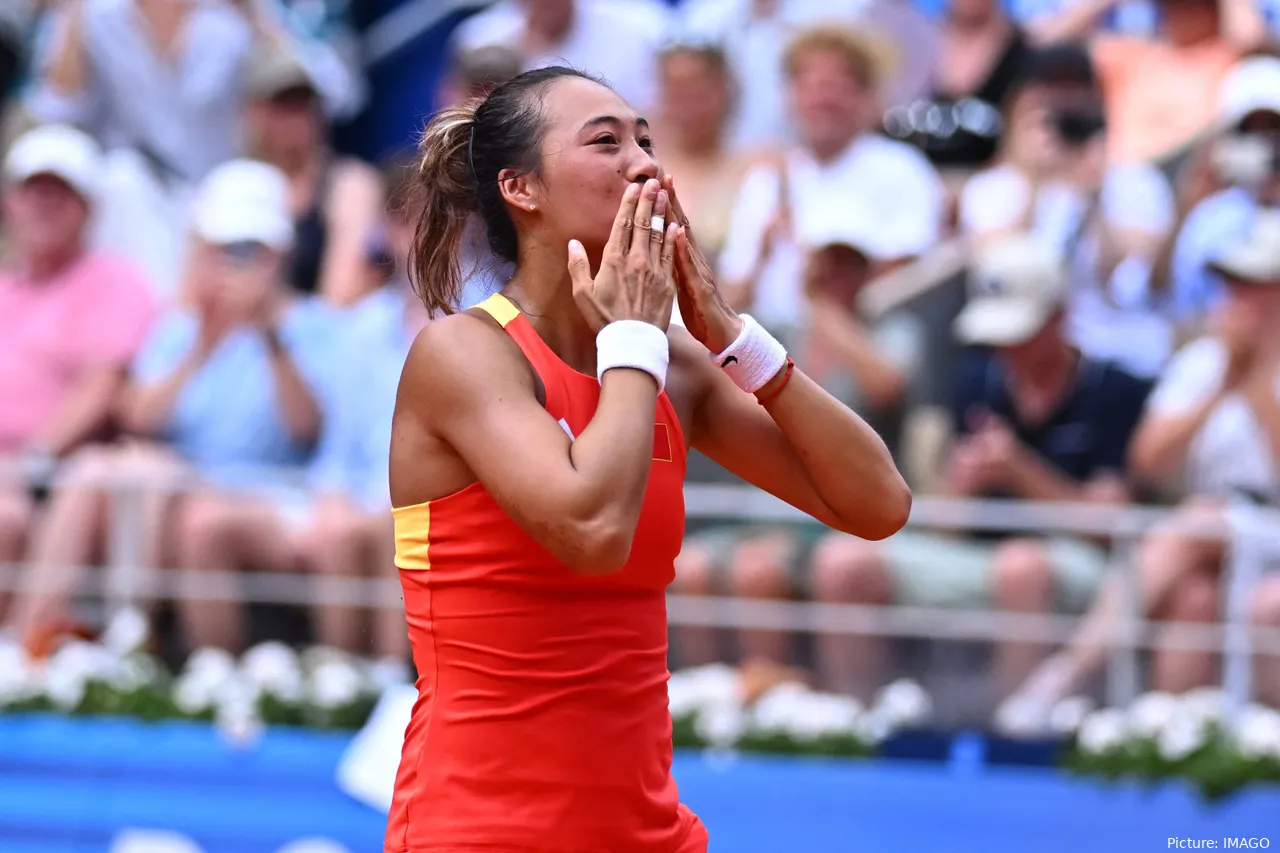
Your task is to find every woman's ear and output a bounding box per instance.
[497,167,539,214]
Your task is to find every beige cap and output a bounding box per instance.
[954,234,1067,346]
[191,159,294,250]
[244,46,317,101]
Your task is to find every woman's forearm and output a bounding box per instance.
[118,351,207,437]
[756,368,910,540]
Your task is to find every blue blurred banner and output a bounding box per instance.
[1,714,1278,853]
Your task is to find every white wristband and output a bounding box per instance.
[597,320,669,391]
[710,314,787,393]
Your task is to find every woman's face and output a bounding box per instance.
[248,89,324,161]
[948,0,997,22]
[513,77,663,263]
[659,50,731,145]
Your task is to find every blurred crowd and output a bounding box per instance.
[1,0,1279,729]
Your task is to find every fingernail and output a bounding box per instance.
[568,239,581,253]
[645,178,659,192]
[655,191,668,214]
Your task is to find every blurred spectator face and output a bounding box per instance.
[521,0,574,35]
[997,310,1068,373]
[249,86,324,161]
[948,0,998,24]
[790,48,868,157]
[1223,275,1280,319]
[806,244,873,306]
[439,45,523,110]
[4,174,90,262]
[659,47,732,148]
[1159,0,1220,45]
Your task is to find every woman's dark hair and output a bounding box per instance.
[410,65,601,315]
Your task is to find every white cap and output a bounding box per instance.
[796,199,892,262]
[191,159,293,249]
[954,234,1067,346]
[1207,209,1280,284]
[4,124,103,202]
[1219,56,1280,128]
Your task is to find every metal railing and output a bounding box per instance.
[4,466,1279,711]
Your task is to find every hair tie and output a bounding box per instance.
[466,122,479,188]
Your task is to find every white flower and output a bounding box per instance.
[1078,708,1127,755]
[1233,704,1280,761]
[309,659,363,710]
[42,640,117,710]
[694,700,746,748]
[184,647,238,683]
[872,679,931,729]
[367,657,411,691]
[752,683,819,732]
[0,640,35,706]
[852,708,894,745]
[109,654,160,693]
[214,677,263,747]
[240,641,303,702]
[173,673,215,717]
[1126,692,1180,739]
[1048,696,1096,736]
[1181,687,1229,726]
[1158,712,1208,762]
[100,607,149,656]
[667,665,742,720]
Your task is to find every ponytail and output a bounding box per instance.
[409,106,478,316]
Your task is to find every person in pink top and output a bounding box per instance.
[0,124,156,620]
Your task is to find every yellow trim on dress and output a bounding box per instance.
[475,293,519,328]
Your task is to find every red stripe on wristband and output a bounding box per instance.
[756,358,795,407]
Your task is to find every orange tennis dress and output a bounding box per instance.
[386,294,707,853]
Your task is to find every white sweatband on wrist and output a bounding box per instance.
[597,320,669,391]
[711,314,787,393]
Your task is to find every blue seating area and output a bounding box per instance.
[1,715,1276,853]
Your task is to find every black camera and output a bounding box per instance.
[1054,108,1107,146]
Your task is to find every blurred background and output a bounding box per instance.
[2,0,1280,850]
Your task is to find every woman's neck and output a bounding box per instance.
[504,243,598,373]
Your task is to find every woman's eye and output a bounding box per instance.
[592,135,618,145]
[639,137,654,150]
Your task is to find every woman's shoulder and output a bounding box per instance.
[402,308,530,392]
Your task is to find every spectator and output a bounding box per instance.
[676,0,901,153]
[27,0,256,297]
[719,24,944,344]
[0,124,156,614]
[653,41,745,268]
[437,44,525,109]
[299,166,426,663]
[451,0,670,115]
[1002,210,1280,721]
[805,235,1151,698]
[117,159,336,654]
[958,45,1177,378]
[242,44,383,306]
[885,0,1032,172]
[672,200,929,671]
[1032,0,1265,166]
[1162,55,1280,326]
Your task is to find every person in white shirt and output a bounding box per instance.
[1000,210,1280,729]
[450,0,670,114]
[718,23,945,346]
[957,44,1176,380]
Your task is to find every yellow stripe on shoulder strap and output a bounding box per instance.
[475,293,520,328]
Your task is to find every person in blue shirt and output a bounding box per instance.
[802,235,1151,699]
[1166,56,1280,324]
[301,274,428,667]
[118,159,339,654]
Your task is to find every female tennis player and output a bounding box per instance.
[386,66,910,853]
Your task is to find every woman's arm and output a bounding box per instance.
[398,315,660,573]
[676,330,910,540]
[392,179,678,573]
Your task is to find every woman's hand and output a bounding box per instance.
[569,179,678,332]
[663,174,742,354]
